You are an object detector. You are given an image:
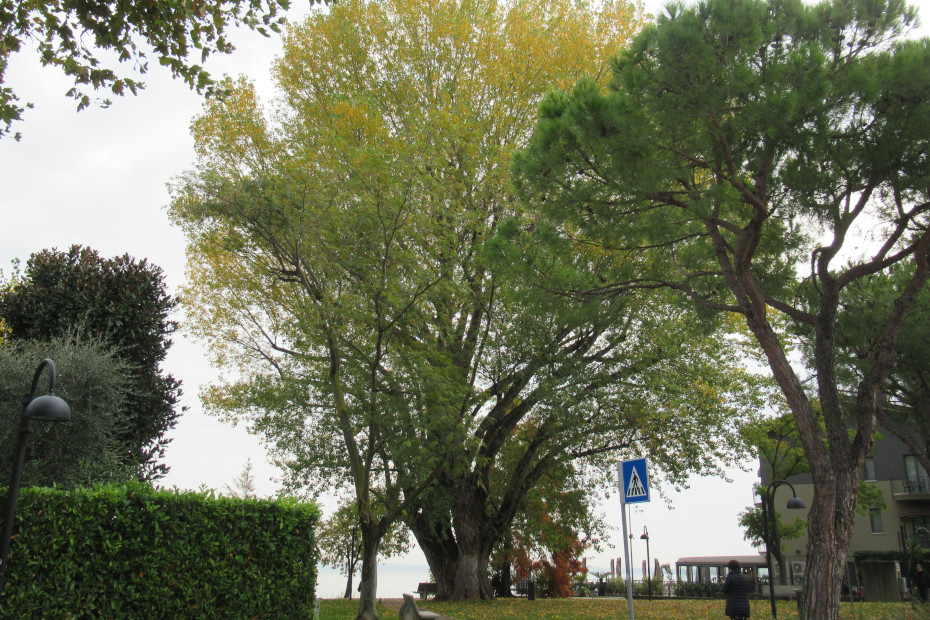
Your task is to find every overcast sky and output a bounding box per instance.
[1,0,928,585]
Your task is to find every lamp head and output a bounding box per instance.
[786,497,806,510]
[23,393,72,422]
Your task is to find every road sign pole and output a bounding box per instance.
[618,462,635,620]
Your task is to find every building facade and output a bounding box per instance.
[773,429,930,596]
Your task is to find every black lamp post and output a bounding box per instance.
[640,526,652,601]
[0,359,71,600]
[760,479,807,619]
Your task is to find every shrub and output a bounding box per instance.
[0,482,318,617]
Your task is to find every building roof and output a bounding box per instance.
[676,555,768,567]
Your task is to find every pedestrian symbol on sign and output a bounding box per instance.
[626,468,646,498]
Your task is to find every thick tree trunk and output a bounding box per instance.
[738,272,862,620]
[451,485,495,600]
[355,523,381,620]
[801,464,859,620]
[410,518,458,599]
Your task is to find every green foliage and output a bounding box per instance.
[0,482,319,617]
[0,0,329,140]
[513,0,930,614]
[853,550,910,563]
[832,268,930,475]
[316,498,411,596]
[739,503,806,548]
[172,0,768,604]
[633,574,665,597]
[739,413,886,554]
[738,414,809,572]
[0,336,135,488]
[673,580,723,598]
[0,246,183,480]
[901,537,929,579]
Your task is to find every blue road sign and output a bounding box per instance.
[620,458,650,504]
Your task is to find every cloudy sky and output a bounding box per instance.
[1,0,928,592]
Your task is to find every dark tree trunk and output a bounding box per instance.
[451,483,495,600]
[344,528,358,599]
[355,521,381,620]
[344,572,354,599]
[495,534,514,598]
[763,496,790,584]
[410,516,458,599]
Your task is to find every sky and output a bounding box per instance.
[1,0,928,598]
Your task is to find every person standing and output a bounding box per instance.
[722,559,752,620]
[915,564,930,603]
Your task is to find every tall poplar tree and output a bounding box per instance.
[512,0,930,616]
[172,0,764,614]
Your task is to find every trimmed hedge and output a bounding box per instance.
[0,482,319,617]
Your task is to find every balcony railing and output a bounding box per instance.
[891,478,930,500]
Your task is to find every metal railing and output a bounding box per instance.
[892,478,930,498]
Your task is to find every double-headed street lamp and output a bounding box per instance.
[760,479,807,619]
[0,359,71,600]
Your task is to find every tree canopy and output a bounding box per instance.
[0,0,323,140]
[512,0,930,617]
[0,337,133,488]
[171,0,769,614]
[317,498,411,599]
[832,268,930,474]
[0,246,183,480]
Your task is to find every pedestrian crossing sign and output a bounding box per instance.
[620,458,650,504]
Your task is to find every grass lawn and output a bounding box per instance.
[321,597,930,619]
[318,598,398,620]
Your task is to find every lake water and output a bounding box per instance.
[316,564,433,599]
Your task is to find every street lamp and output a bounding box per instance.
[640,526,652,601]
[917,526,929,547]
[760,479,807,620]
[0,359,71,600]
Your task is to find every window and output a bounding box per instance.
[905,455,930,493]
[863,457,876,481]
[870,509,884,534]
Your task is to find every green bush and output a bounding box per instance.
[674,580,722,598]
[633,575,665,596]
[0,482,319,617]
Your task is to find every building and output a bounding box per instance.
[675,555,768,594]
[769,427,930,599]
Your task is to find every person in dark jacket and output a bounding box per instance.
[722,559,752,619]
[915,564,930,603]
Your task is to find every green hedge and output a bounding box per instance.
[674,580,723,597]
[0,482,319,618]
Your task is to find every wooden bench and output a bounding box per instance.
[416,582,437,600]
[399,593,440,620]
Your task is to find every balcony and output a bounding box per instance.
[891,479,930,501]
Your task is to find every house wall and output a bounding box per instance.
[764,428,929,592]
